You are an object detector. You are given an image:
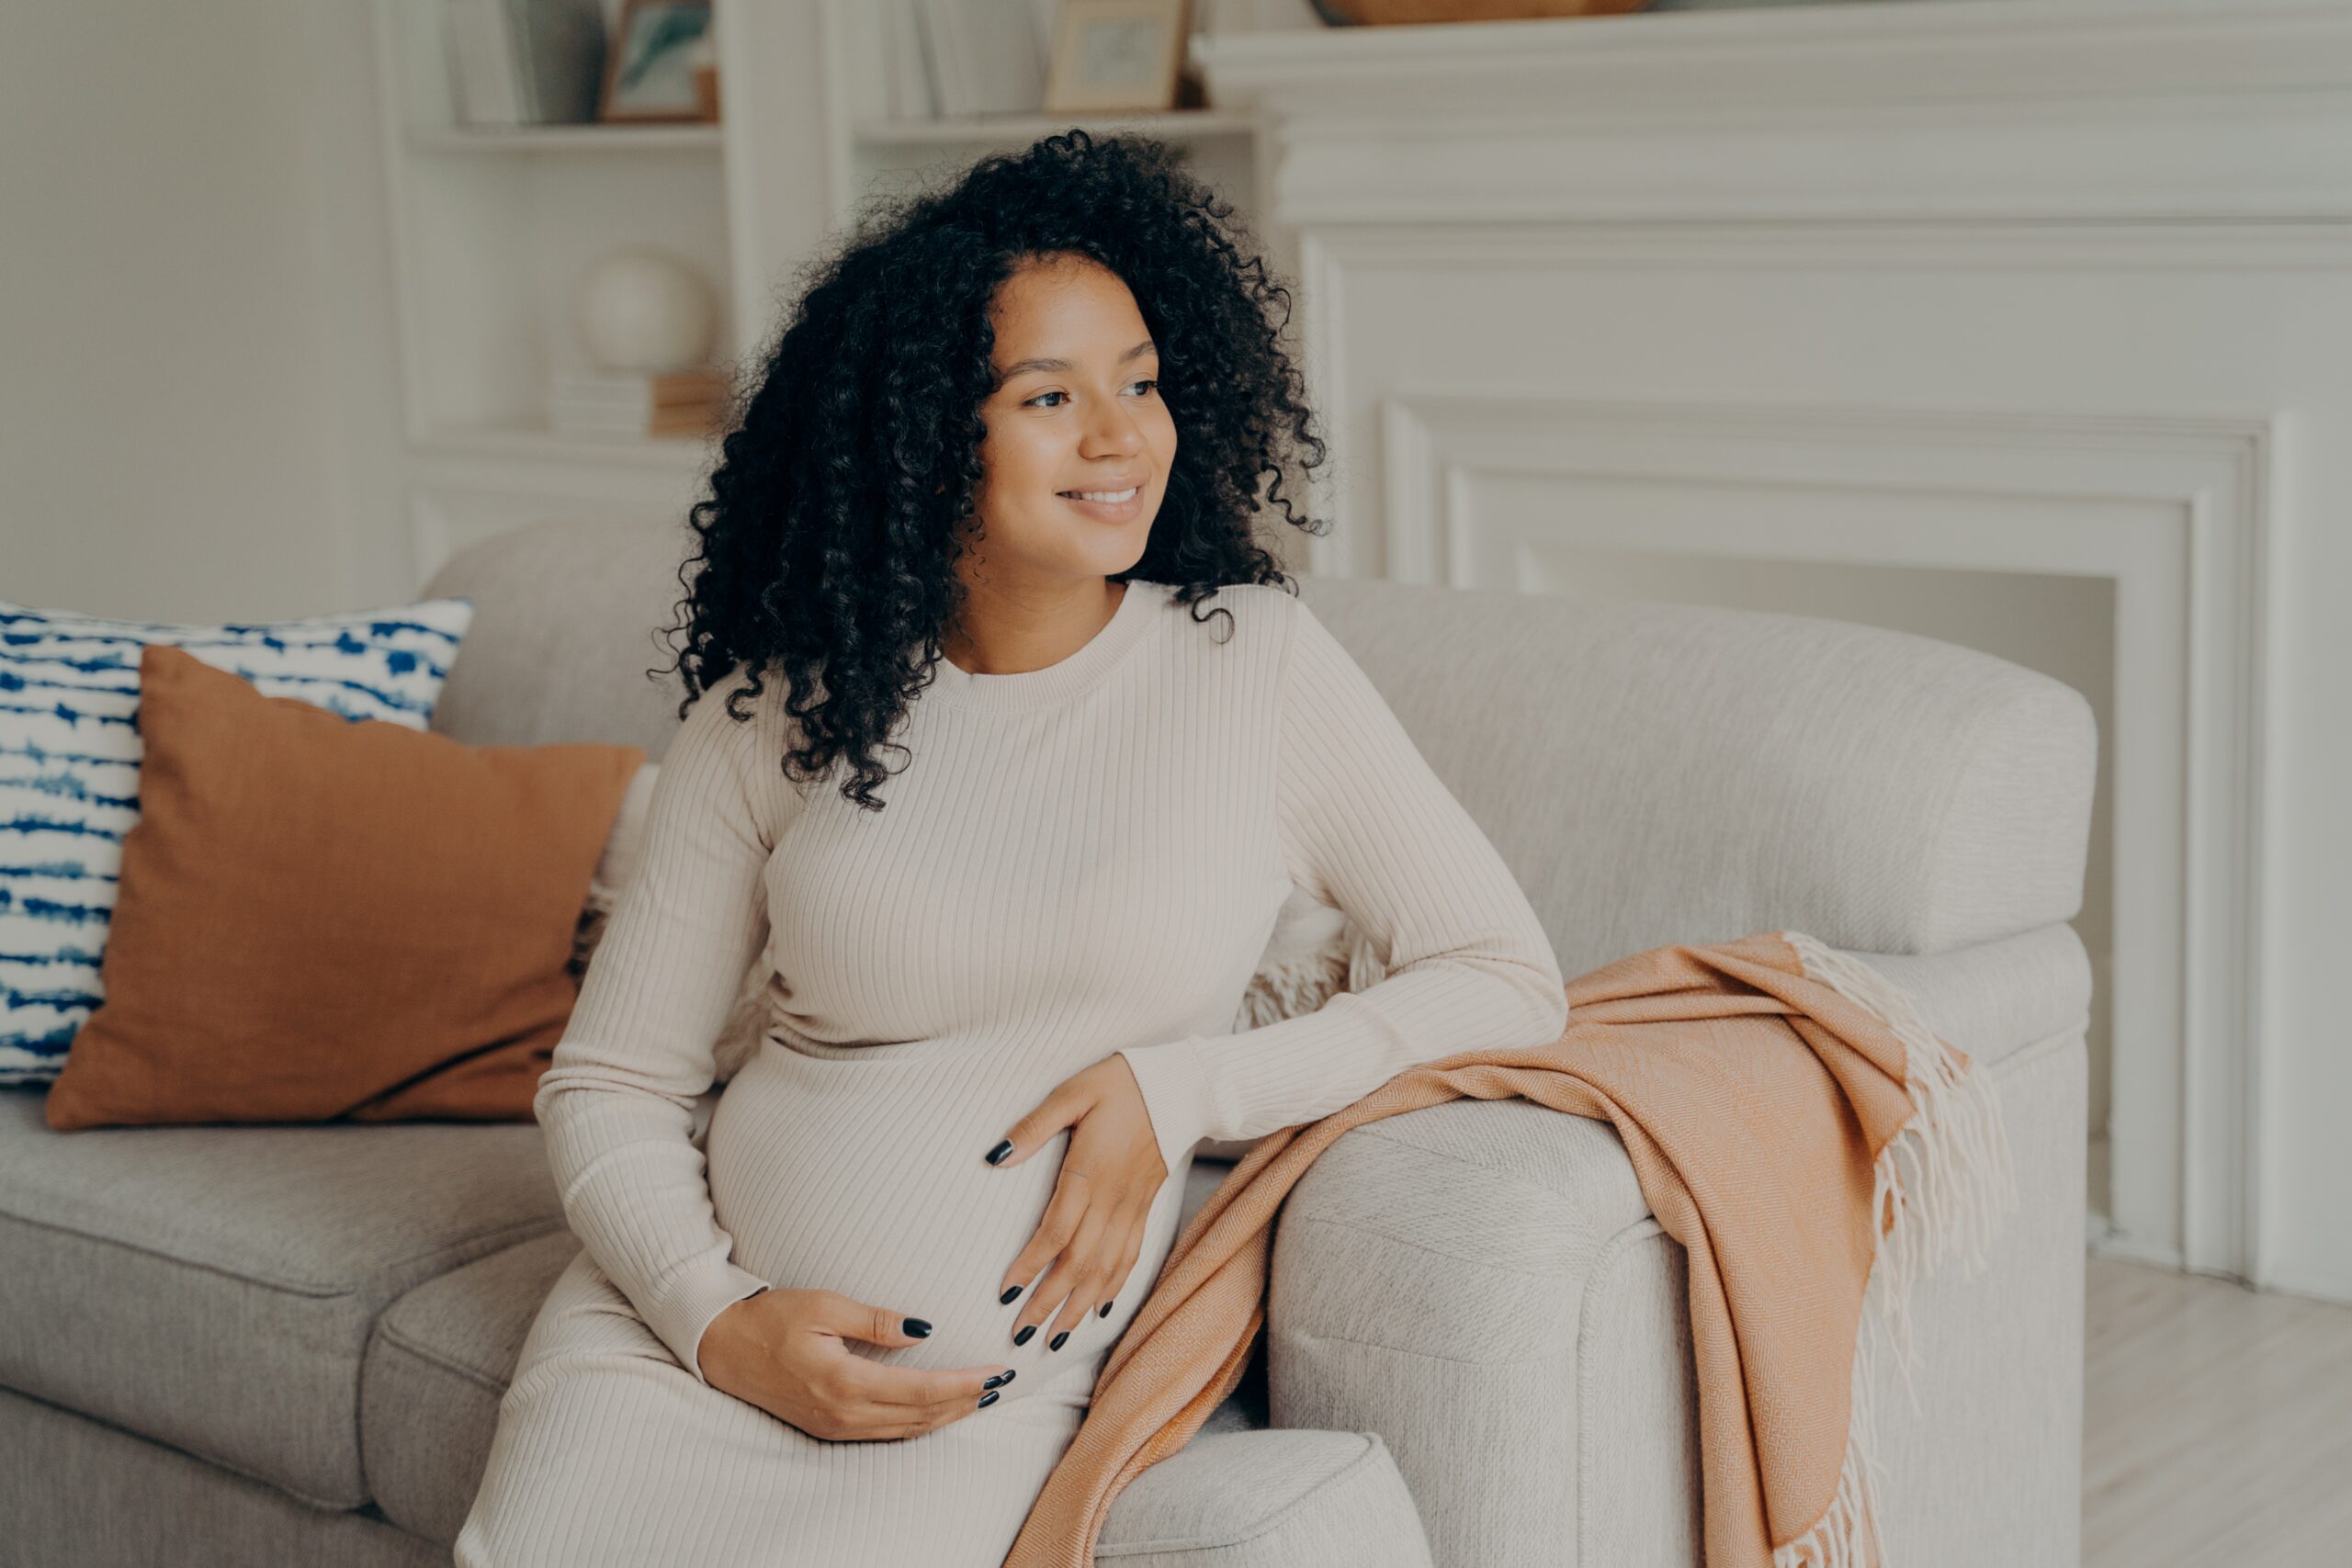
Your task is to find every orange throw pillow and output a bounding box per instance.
[43,642,645,1130]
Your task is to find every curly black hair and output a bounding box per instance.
[650,128,1329,812]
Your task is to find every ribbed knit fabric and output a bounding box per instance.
[455,578,1567,1566]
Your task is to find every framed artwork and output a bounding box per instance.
[1043,0,1192,116]
[599,0,718,123]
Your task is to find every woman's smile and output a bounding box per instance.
[1057,482,1146,523]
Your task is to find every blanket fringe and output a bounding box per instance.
[1770,931,2022,1568]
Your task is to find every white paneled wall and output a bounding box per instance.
[1198,0,2352,1300]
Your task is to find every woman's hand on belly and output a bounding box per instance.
[981,1054,1169,1353]
[700,1287,1019,1441]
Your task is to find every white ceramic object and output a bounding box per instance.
[574,248,718,372]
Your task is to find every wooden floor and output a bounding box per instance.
[2085,1254,2352,1567]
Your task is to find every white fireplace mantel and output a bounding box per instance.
[1194,0,2352,226]
[1190,0,2352,1303]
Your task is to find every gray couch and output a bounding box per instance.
[0,518,2095,1566]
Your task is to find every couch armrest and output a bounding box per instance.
[1260,925,2092,1567]
[1300,578,2100,958]
[1265,1099,1643,1564]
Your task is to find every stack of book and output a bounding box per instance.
[445,0,606,127]
[889,0,1059,119]
[550,367,730,441]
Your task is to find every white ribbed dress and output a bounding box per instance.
[454,577,1568,1567]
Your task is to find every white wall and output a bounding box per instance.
[0,2,407,622]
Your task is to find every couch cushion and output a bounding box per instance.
[0,1085,566,1508]
[360,1229,581,1541]
[0,1383,447,1568]
[364,1154,1295,1549]
[363,1226,1420,1565]
[1094,1428,1432,1566]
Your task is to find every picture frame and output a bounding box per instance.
[598,0,718,124]
[1043,0,1192,116]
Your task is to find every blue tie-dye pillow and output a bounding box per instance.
[0,598,475,1084]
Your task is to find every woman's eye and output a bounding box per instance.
[1022,379,1158,410]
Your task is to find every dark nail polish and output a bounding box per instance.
[1098,1302,1113,1317]
[978,1390,1001,1409]
[984,1138,1014,1166]
[982,1371,1009,1389]
[1012,1324,1035,1347]
[1048,1330,1069,1351]
[902,1317,932,1337]
[999,1283,1023,1305]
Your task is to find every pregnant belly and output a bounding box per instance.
[703,1037,1188,1395]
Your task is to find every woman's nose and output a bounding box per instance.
[1081,401,1143,455]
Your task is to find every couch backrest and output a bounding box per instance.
[424,518,2095,969]
[424,519,703,758]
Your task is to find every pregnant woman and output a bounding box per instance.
[456,130,1568,1566]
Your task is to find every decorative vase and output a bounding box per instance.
[573,248,718,373]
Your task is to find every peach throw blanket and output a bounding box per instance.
[1005,930,2018,1568]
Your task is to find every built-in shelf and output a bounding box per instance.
[850,107,1258,148]
[374,0,1272,588]
[406,123,723,154]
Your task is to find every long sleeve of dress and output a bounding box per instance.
[531,663,797,1385]
[1115,594,1571,1183]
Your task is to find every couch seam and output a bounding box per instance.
[1915,683,2014,949]
[346,1224,572,1517]
[1278,1211,1577,1285]
[368,1317,514,1398]
[1,1380,367,1514]
[1928,684,2094,950]
[356,1321,511,1528]
[1267,1307,1569,1371]
[0,1207,568,1299]
[1342,1120,1614,1209]
[1576,1218,1675,1565]
[1981,1014,2086,1084]
[1091,1432,1389,1558]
